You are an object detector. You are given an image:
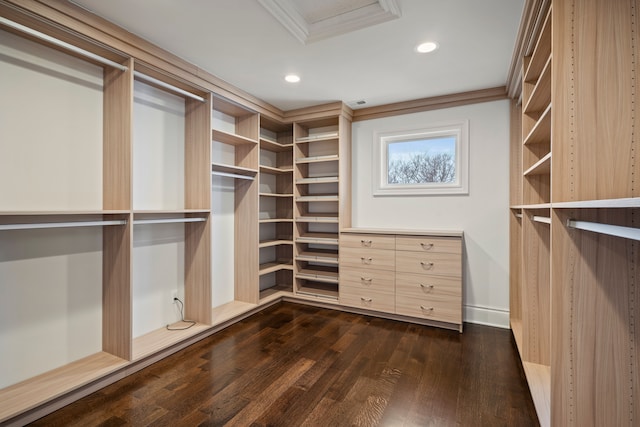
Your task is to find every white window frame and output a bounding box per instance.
[372,120,469,196]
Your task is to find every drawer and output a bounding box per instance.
[340,286,395,313]
[396,252,461,277]
[339,247,395,271]
[396,293,461,324]
[396,236,461,254]
[396,272,461,298]
[340,233,395,250]
[341,268,395,292]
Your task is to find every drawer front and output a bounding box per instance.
[340,286,395,313]
[396,294,461,324]
[339,247,395,271]
[340,233,396,250]
[340,268,395,292]
[396,236,461,254]
[396,272,461,298]
[396,252,461,277]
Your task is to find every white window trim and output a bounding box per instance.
[372,120,469,196]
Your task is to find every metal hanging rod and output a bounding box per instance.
[0,219,126,231]
[567,219,640,242]
[0,16,128,71]
[211,171,255,181]
[133,217,207,225]
[532,215,551,224]
[133,71,205,102]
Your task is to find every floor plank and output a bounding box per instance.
[29,302,538,426]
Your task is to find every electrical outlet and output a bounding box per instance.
[171,290,178,302]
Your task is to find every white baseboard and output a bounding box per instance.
[464,304,510,329]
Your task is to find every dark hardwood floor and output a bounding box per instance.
[30,302,538,426]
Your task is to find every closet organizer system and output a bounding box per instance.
[0,5,357,424]
[510,1,640,426]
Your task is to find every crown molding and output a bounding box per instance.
[258,0,401,44]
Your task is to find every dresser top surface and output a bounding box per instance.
[341,228,463,237]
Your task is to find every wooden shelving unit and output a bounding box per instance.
[511,2,640,426]
[292,116,349,301]
[258,116,294,300]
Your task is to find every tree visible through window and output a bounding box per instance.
[373,120,468,196]
[387,136,456,184]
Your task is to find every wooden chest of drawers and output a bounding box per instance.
[339,228,463,332]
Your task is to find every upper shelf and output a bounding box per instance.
[523,55,551,115]
[523,104,551,146]
[524,153,551,176]
[296,132,338,143]
[296,154,339,164]
[211,162,257,180]
[260,137,293,152]
[212,129,258,146]
[524,6,552,84]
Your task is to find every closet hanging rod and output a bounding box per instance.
[532,215,551,224]
[133,71,205,102]
[133,217,207,225]
[0,220,126,231]
[0,17,128,71]
[211,171,255,181]
[567,219,640,242]
[515,213,523,219]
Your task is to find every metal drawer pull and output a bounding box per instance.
[420,261,434,269]
[361,297,373,303]
[361,277,373,283]
[361,257,373,264]
[420,283,435,290]
[420,242,434,250]
[361,239,372,247]
[420,306,434,312]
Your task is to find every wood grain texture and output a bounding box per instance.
[521,210,550,366]
[185,94,211,210]
[552,0,638,202]
[339,286,395,313]
[510,99,523,206]
[29,303,538,427]
[338,114,352,230]
[0,352,128,424]
[340,268,396,291]
[184,215,212,324]
[103,58,133,210]
[102,213,132,360]
[551,208,640,426]
[510,210,523,335]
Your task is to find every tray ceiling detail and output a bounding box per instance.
[257,0,401,44]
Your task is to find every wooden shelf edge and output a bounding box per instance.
[523,152,551,176]
[132,323,211,361]
[0,352,128,423]
[522,362,551,427]
[523,103,551,146]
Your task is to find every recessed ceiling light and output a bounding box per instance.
[416,42,438,53]
[285,74,300,83]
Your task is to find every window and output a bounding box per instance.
[373,120,469,195]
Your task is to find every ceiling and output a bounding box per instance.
[70,0,525,111]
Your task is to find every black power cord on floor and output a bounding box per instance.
[166,297,196,331]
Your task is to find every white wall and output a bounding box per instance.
[351,100,511,327]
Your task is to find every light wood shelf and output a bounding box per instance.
[212,128,258,146]
[296,176,339,184]
[296,213,339,223]
[523,152,551,176]
[211,162,258,179]
[260,192,293,198]
[132,323,211,361]
[259,260,294,275]
[260,164,293,174]
[522,362,550,427]
[296,232,339,245]
[295,154,339,164]
[523,55,551,115]
[296,194,339,202]
[260,138,293,152]
[296,282,339,299]
[523,104,551,146]
[524,6,552,83]
[296,133,338,143]
[259,284,294,302]
[259,218,294,223]
[297,248,339,264]
[0,352,128,423]
[259,238,293,248]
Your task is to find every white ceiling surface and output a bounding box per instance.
[71,0,524,111]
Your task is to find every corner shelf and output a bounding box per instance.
[523,153,551,176]
[211,162,257,180]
